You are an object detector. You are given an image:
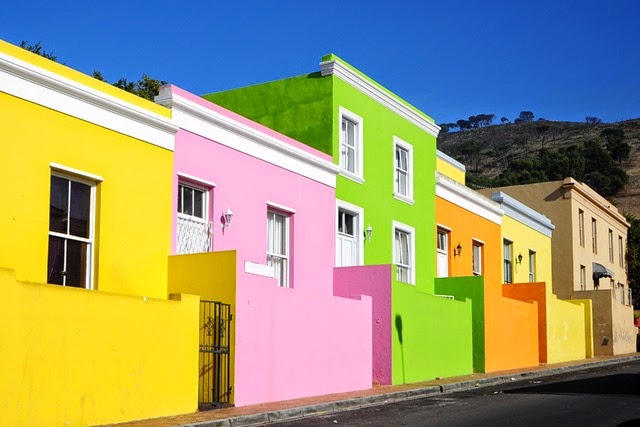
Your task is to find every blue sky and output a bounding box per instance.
[2,0,638,126]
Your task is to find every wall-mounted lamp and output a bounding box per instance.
[454,243,462,257]
[516,253,523,264]
[221,206,234,230]
[365,224,373,242]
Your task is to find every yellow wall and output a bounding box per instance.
[168,251,237,404]
[0,90,173,299]
[0,268,199,427]
[436,156,465,184]
[501,215,553,286]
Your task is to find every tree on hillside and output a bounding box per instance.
[582,139,628,197]
[514,111,534,123]
[500,116,510,124]
[19,40,165,101]
[600,127,630,164]
[439,124,449,133]
[586,116,602,125]
[457,119,471,130]
[536,124,550,145]
[19,40,57,61]
[625,213,640,309]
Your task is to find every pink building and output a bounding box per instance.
[158,86,372,407]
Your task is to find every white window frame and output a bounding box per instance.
[529,250,536,282]
[472,239,484,276]
[503,239,513,284]
[335,200,365,267]
[267,209,291,288]
[338,107,364,183]
[177,181,209,223]
[580,264,586,290]
[393,221,416,285]
[176,177,213,254]
[48,168,99,289]
[393,137,414,204]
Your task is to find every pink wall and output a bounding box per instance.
[334,265,392,385]
[169,86,372,405]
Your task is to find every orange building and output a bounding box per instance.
[434,173,539,372]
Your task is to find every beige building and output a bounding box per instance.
[479,178,636,356]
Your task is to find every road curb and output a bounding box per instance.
[185,354,640,427]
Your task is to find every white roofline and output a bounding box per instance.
[320,59,441,138]
[436,172,503,224]
[491,191,555,238]
[0,49,177,150]
[437,150,466,173]
[157,87,339,187]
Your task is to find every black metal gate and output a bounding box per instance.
[198,300,232,410]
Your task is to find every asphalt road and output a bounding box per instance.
[277,360,640,427]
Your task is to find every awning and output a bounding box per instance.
[592,262,613,280]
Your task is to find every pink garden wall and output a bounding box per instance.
[165,86,372,405]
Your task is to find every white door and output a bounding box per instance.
[337,210,358,266]
[437,229,449,277]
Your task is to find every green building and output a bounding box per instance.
[205,54,473,384]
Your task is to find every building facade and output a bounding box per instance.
[205,54,474,384]
[480,179,635,356]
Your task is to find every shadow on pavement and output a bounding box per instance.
[506,373,640,396]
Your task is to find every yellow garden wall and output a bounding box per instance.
[168,251,237,404]
[0,268,199,427]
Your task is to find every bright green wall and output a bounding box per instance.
[434,276,486,372]
[392,278,473,383]
[204,73,334,155]
[331,76,438,292]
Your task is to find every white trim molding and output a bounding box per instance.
[336,199,365,267]
[156,87,340,187]
[320,56,440,137]
[244,261,274,278]
[490,191,555,238]
[392,220,416,285]
[393,136,414,204]
[0,49,177,151]
[436,150,466,173]
[338,106,364,182]
[50,162,104,183]
[176,172,217,188]
[266,201,296,214]
[436,172,503,225]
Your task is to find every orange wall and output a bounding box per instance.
[436,196,539,372]
[436,197,501,286]
[502,282,548,362]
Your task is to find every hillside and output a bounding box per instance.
[437,118,640,217]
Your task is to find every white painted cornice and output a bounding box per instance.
[156,88,339,187]
[0,50,177,150]
[320,58,441,138]
[436,173,503,224]
[491,191,555,237]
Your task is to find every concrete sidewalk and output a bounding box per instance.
[103,354,640,427]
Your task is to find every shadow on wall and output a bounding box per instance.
[395,314,404,384]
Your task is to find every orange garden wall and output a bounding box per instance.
[436,196,539,372]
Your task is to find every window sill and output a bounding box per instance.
[339,170,365,184]
[393,193,415,205]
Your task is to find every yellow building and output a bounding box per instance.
[489,191,593,363]
[0,40,199,426]
[481,179,635,356]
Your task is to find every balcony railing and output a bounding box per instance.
[177,217,212,255]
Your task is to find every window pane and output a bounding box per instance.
[65,239,88,288]
[338,211,355,236]
[69,181,91,238]
[177,185,184,214]
[397,171,408,195]
[49,176,69,233]
[47,236,65,285]
[193,189,204,219]
[346,147,355,173]
[183,187,193,216]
